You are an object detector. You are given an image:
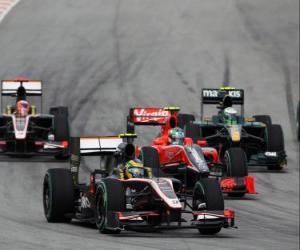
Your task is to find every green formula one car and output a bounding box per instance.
[182,87,287,171]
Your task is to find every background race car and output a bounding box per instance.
[182,87,287,173]
[127,107,256,197]
[0,79,70,159]
[43,134,235,235]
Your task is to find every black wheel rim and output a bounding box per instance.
[193,184,206,211]
[43,180,50,215]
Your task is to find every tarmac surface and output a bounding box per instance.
[0,0,299,249]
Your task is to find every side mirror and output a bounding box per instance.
[184,137,193,146]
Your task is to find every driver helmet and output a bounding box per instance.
[16,100,30,116]
[168,127,185,145]
[223,107,238,125]
[124,159,145,179]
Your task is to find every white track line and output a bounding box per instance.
[0,0,21,24]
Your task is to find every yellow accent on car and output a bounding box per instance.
[5,105,12,114]
[118,133,137,138]
[245,117,255,122]
[203,117,212,122]
[31,105,37,115]
[127,160,143,168]
[220,86,236,90]
[231,127,241,142]
[164,106,180,112]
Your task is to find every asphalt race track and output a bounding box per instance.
[0,0,299,249]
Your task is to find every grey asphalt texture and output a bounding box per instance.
[0,0,299,249]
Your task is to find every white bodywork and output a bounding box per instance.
[80,137,123,154]
[124,178,182,209]
[1,81,42,95]
[3,114,36,140]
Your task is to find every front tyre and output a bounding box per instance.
[266,124,285,170]
[224,147,248,177]
[224,148,248,197]
[193,178,224,235]
[95,179,125,234]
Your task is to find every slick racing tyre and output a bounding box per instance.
[253,115,272,127]
[177,113,195,129]
[140,146,164,177]
[96,178,125,234]
[224,147,248,177]
[50,107,70,141]
[50,107,70,160]
[140,147,182,192]
[184,122,202,143]
[193,178,224,235]
[43,168,74,222]
[224,148,248,197]
[266,124,285,170]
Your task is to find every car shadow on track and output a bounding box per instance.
[71,221,236,239]
[111,231,236,239]
[248,167,288,174]
[224,195,259,201]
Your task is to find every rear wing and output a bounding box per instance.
[1,80,42,96]
[70,134,136,184]
[70,133,137,156]
[71,136,123,156]
[201,88,244,105]
[127,107,180,132]
[201,87,244,119]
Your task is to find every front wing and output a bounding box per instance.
[105,209,235,231]
[0,139,69,157]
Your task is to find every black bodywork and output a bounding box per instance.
[43,136,234,234]
[0,115,64,156]
[188,88,286,167]
[0,80,69,157]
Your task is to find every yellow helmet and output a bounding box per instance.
[124,160,145,179]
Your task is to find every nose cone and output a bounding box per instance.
[229,126,241,142]
[232,131,241,142]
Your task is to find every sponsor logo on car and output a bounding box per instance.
[265,152,277,157]
[203,90,218,97]
[133,108,170,123]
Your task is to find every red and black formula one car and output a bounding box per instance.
[127,107,256,197]
[43,134,235,235]
[0,79,70,159]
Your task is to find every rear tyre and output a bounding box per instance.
[193,178,224,235]
[184,122,202,143]
[96,178,125,234]
[50,107,70,160]
[50,107,70,141]
[177,113,195,129]
[140,147,164,177]
[43,168,74,222]
[253,115,272,127]
[266,124,285,170]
